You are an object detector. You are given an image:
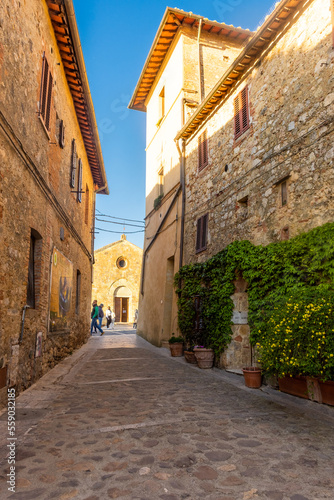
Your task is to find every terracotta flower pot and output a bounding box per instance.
[318,380,334,406]
[278,375,308,399]
[184,351,197,364]
[243,367,262,388]
[169,343,183,357]
[194,348,214,369]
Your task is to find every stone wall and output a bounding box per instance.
[136,20,251,348]
[181,0,333,369]
[92,236,142,324]
[184,0,334,264]
[0,0,100,402]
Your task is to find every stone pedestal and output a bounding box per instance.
[219,277,251,370]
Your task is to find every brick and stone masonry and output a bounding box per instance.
[0,0,108,405]
[92,235,142,324]
[131,1,334,368]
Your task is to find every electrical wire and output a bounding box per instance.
[96,209,145,225]
[95,226,145,235]
[95,217,145,229]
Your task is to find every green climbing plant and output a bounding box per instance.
[174,222,334,365]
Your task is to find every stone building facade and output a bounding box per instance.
[92,236,142,324]
[129,8,252,346]
[131,0,334,368]
[0,0,108,403]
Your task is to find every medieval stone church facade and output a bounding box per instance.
[130,0,334,365]
[92,236,142,324]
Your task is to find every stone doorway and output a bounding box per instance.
[115,297,129,322]
[114,285,131,323]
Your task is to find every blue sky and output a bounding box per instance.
[72,0,275,249]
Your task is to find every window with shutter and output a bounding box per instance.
[281,181,288,207]
[196,213,208,253]
[77,159,83,202]
[39,53,53,131]
[26,229,43,309]
[234,86,250,140]
[59,119,65,148]
[198,130,208,172]
[70,139,77,188]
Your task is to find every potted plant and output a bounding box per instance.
[168,335,184,357]
[255,287,334,404]
[184,345,197,364]
[193,345,214,369]
[242,366,262,388]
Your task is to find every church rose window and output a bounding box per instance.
[116,257,127,269]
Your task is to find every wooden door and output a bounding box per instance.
[115,297,121,322]
[121,298,128,322]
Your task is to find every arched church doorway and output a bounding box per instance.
[114,285,131,322]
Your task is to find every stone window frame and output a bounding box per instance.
[27,229,43,309]
[116,256,128,269]
[237,195,249,219]
[274,174,291,208]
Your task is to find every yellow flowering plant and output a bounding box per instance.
[256,287,334,381]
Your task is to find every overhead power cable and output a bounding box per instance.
[96,209,145,225]
[95,217,145,229]
[95,227,145,235]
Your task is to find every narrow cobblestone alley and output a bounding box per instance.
[0,326,333,500]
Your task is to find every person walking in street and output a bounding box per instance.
[110,309,116,330]
[133,309,138,329]
[90,300,104,335]
[106,306,112,328]
[98,304,104,331]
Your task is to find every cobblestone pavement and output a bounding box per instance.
[0,325,334,500]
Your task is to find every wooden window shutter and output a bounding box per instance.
[70,139,77,188]
[39,53,53,131]
[59,119,65,148]
[77,159,83,202]
[201,214,208,250]
[45,73,52,130]
[196,218,202,252]
[198,130,208,172]
[196,214,208,253]
[234,86,249,140]
[281,181,288,206]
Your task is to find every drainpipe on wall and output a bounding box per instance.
[175,138,186,271]
[197,18,203,102]
[19,305,31,344]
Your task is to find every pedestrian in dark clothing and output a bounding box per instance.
[98,304,104,331]
[90,300,103,335]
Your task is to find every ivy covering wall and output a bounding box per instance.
[174,222,334,357]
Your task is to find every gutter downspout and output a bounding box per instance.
[19,306,31,344]
[140,186,182,295]
[175,138,186,271]
[197,18,203,103]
